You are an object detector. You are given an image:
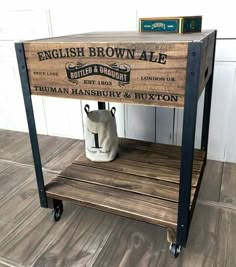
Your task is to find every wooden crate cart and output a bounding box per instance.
[15,30,216,257]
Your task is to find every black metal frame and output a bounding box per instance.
[15,43,48,208]
[176,30,217,247]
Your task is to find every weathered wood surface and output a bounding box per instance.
[24,42,188,107]
[0,171,56,225]
[118,137,205,160]
[45,140,84,172]
[0,221,16,243]
[32,207,119,267]
[0,261,10,267]
[0,202,78,267]
[0,164,33,202]
[0,131,76,167]
[46,177,178,228]
[220,162,236,205]
[117,146,203,171]
[74,154,200,186]
[17,135,76,166]
[0,129,26,151]
[198,160,223,202]
[0,162,10,174]
[199,30,216,95]
[27,30,215,43]
[0,133,30,161]
[215,208,236,267]
[93,217,166,267]
[60,162,195,203]
[23,30,215,107]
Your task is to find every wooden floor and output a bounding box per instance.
[0,129,235,267]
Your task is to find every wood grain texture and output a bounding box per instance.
[0,221,16,243]
[32,207,119,267]
[117,146,203,171]
[60,162,195,203]
[24,41,188,107]
[46,177,178,228]
[198,160,223,202]
[0,162,10,174]
[93,217,166,267]
[0,164,33,201]
[118,137,205,160]
[0,202,78,267]
[74,154,200,186]
[45,140,84,172]
[215,208,236,267]
[26,30,215,43]
[0,130,26,151]
[17,135,76,166]
[199,30,216,95]
[0,171,56,225]
[0,133,30,161]
[23,30,215,107]
[220,162,236,204]
[0,132,76,166]
[0,261,10,267]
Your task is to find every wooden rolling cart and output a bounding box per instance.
[15,30,216,257]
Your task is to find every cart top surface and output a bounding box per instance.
[25,30,215,44]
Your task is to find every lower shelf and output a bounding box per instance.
[46,138,205,229]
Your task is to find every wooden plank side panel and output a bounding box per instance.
[46,177,178,228]
[24,42,188,107]
[199,30,216,95]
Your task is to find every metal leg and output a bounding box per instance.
[176,42,202,247]
[98,102,106,109]
[201,31,217,160]
[15,43,48,208]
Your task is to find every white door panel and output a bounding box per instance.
[224,65,236,162]
[43,97,83,139]
[208,63,236,160]
[156,107,174,144]
[125,104,156,142]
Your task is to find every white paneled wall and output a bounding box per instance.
[1,6,236,162]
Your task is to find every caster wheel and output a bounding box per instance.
[52,201,63,222]
[169,243,181,258]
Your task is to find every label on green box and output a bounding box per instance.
[141,20,179,32]
[182,18,202,33]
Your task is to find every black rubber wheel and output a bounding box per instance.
[169,243,181,258]
[53,202,63,222]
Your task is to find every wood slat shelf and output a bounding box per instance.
[46,139,205,229]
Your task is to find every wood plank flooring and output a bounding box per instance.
[0,129,235,267]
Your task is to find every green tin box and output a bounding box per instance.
[139,16,202,33]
